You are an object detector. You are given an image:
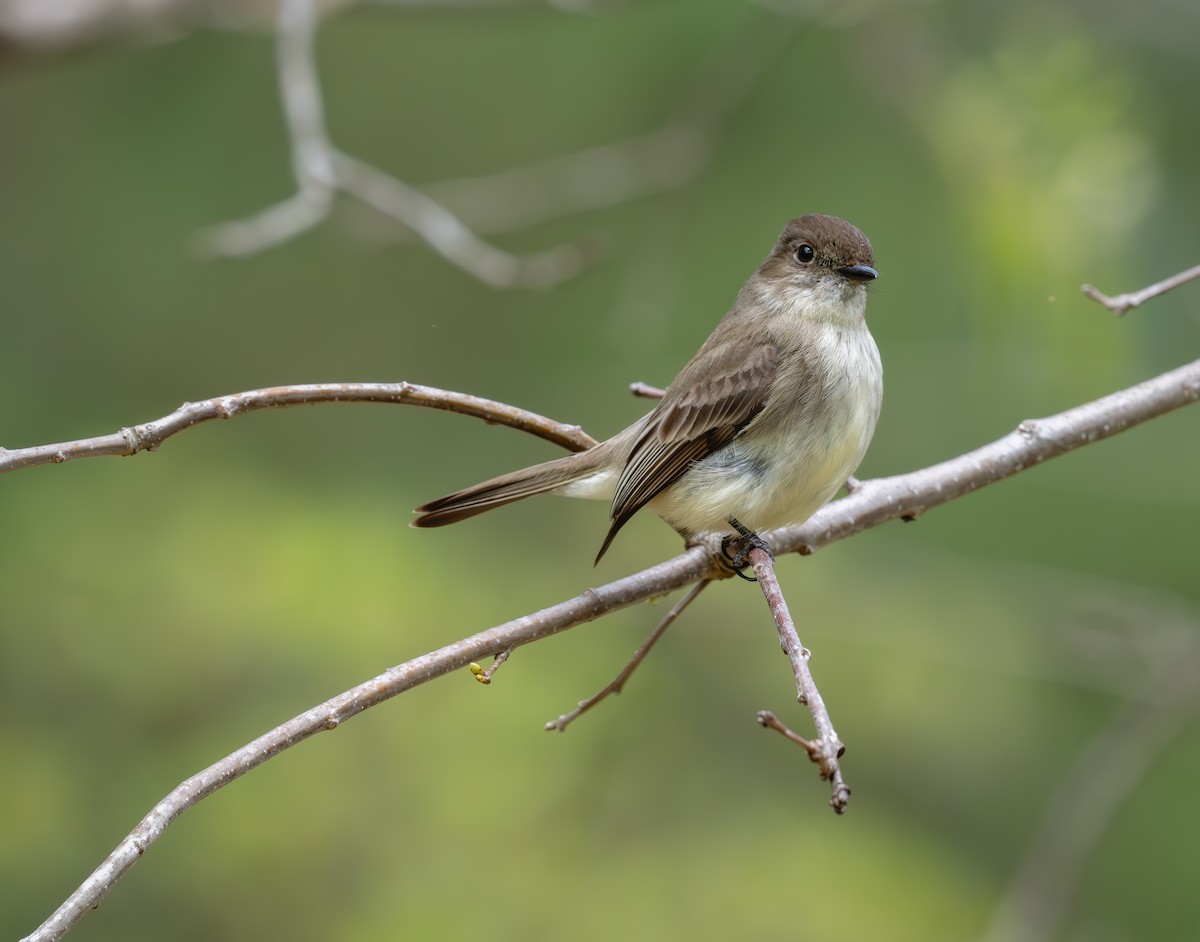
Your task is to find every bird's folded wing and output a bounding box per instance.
[596,339,780,559]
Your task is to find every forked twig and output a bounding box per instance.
[194,0,591,288]
[1081,263,1200,316]
[748,547,850,813]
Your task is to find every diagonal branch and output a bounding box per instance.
[774,357,1200,557]
[20,546,716,942]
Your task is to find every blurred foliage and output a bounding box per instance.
[1,1,1198,940]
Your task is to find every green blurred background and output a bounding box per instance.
[3,1,1199,939]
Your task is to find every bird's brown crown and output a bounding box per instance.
[765,214,874,277]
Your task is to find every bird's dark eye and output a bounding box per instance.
[795,244,815,264]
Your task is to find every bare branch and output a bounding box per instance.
[748,546,850,813]
[193,0,593,288]
[1081,262,1200,316]
[0,382,596,476]
[545,579,710,731]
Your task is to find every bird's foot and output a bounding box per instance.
[720,519,773,582]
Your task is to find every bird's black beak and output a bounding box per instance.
[838,264,878,283]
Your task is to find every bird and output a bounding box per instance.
[413,214,883,567]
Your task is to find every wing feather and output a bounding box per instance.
[595,339,779,560]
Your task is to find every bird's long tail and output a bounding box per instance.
[411,448,602,529]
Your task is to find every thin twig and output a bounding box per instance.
[0,382,596,476]
[545,580,710,732]
[748,547,850,812]
[1081,263,1200,316]
[629,381,666,400]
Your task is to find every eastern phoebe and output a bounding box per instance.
[413,214,883,564]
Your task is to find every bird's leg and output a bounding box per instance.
[720,517,773,582]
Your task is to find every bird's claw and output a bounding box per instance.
[720,529,773,581]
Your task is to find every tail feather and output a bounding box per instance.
[412,451,593,529]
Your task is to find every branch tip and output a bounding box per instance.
[1081,262,1200,316]
[629,382,666,400]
